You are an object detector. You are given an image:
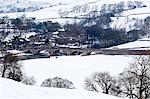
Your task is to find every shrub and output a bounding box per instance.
[41,78,52,87]
[21,76,36,85]
[41,77,75,89]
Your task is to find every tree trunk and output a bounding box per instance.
[1,64,7,77]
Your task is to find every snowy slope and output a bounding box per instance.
[0,78,127,99]
[109,38,150,50]
[0,0,149,19]
[111,6,150,31]
[0,0,16,7]
[22,55,133,89]
[0,0,52,13]
[0,0,149,30]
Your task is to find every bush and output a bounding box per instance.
[21,76,36,85]
[41,78,52,87]
[41,77,75,89]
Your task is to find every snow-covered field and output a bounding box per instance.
[109,38,150,50]
[23,55,134,89]
[1,38,150,99]
[0,50,134,99]
[0,53,134,99]
[0,78,127,99]
[22,38,150,89]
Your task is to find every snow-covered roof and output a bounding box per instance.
[21,32,37,39]
[7,50,23,54]
[52,31,59,35]
[33,42,45,45]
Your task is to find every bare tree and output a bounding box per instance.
[119,70,137,98]
[110,78,122,96]
[1,53,23,82]
[119,56,150,99]
[84,76,99,92]
[93,72,115,94]
[84,72,115,94]
[143,16,150,36]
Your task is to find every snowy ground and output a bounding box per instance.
[0,78,127,99]
[22,55,134,89]
[109,38,150,50]
[0,51,133,99]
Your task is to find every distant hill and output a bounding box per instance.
[0,0,150,31]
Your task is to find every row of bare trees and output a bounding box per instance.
[84,56,150,99]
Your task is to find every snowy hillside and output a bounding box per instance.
[0,0,52,12]
[0,78,126,99]
[109,38,150,50]
[0,0,149,30]
[111,6,150,31]
[22,55,133,89]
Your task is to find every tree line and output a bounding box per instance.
[84,56,150,99]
